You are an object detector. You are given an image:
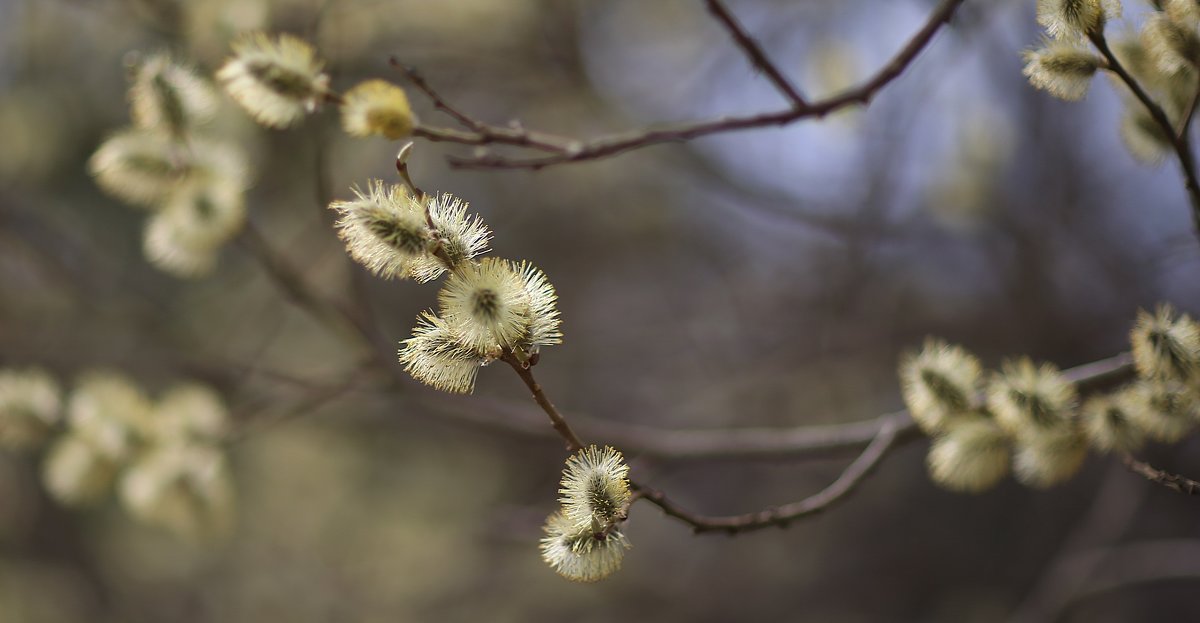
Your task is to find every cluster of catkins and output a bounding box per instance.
[89,31,422,278]
[539,446,634,582]
[1023,0,1200,161]
[0,368,234,540]
[89,54,249,277]
[901,305,1200,493]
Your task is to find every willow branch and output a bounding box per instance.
[1090,29,1200,238]
[402,0,966,171]
[1120,454,1200,495]
[395,60,577,155]
[631,416,901,535]
[704,0,807,108]
[501,354,585,453]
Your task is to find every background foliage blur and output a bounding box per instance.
[3,0,1200,620]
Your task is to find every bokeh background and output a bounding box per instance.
[3,0,1200,621]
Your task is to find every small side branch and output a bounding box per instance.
[704,0,807,108]
[631,417,902,535]
[1121,454,1200,496]
[399,0,966,171]
[1089,29,1200,240]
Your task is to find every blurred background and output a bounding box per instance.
[3,0,1200,620]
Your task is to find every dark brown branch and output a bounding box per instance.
[501,353,585,453]
[434,0,965,170]
[394,59,577,155]
[1121,454,1200,495]
[631,415,902,535]
[704,0,807,108]
[1089,29,1200,240]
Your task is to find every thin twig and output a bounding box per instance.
[425,0,965,170]
[1120,453,1200,495]
[704,0,807,108]
[501,353,585,453]
[498,344,1133,534]
[228,365,373,443]
[631,416,901,535]
[1090,29,1200,239]
[393,59,577,155]
[1178,75,1200,140]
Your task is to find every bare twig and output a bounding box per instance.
[394,59,577,155]
[398,0,966,170]
[1089,29,1200,239]
[1177,75,1200,140]
[704,0,807,108]
[229,366,373,443]
[631,416,901,535]
[501,353,586,453]
[1120,454,1200,495]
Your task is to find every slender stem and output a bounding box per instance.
[404,0,966,170]
[501,354,585,453]
[1121,454,1200,495]
[705,0,807,108]
[632,416,901,535]
[1177,75,1200,139]
[1090,29,1200,239]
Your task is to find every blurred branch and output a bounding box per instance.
[1054,540,1200,614]
[1089,30,1200,241]
[1007,462,1148,623]
[228,364,374,442]
[402,0,966,170]
[1120,454,1200,495]
[704,0,807,108]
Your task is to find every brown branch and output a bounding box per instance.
[631,415,902,535]
[1178,74,1200,140]
[501,353,585,453]
[1120,453,1200,495]
[393,59,578,155]
[704,0,807,108]
[433,0,965,170]
[1089,29,1200,240]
